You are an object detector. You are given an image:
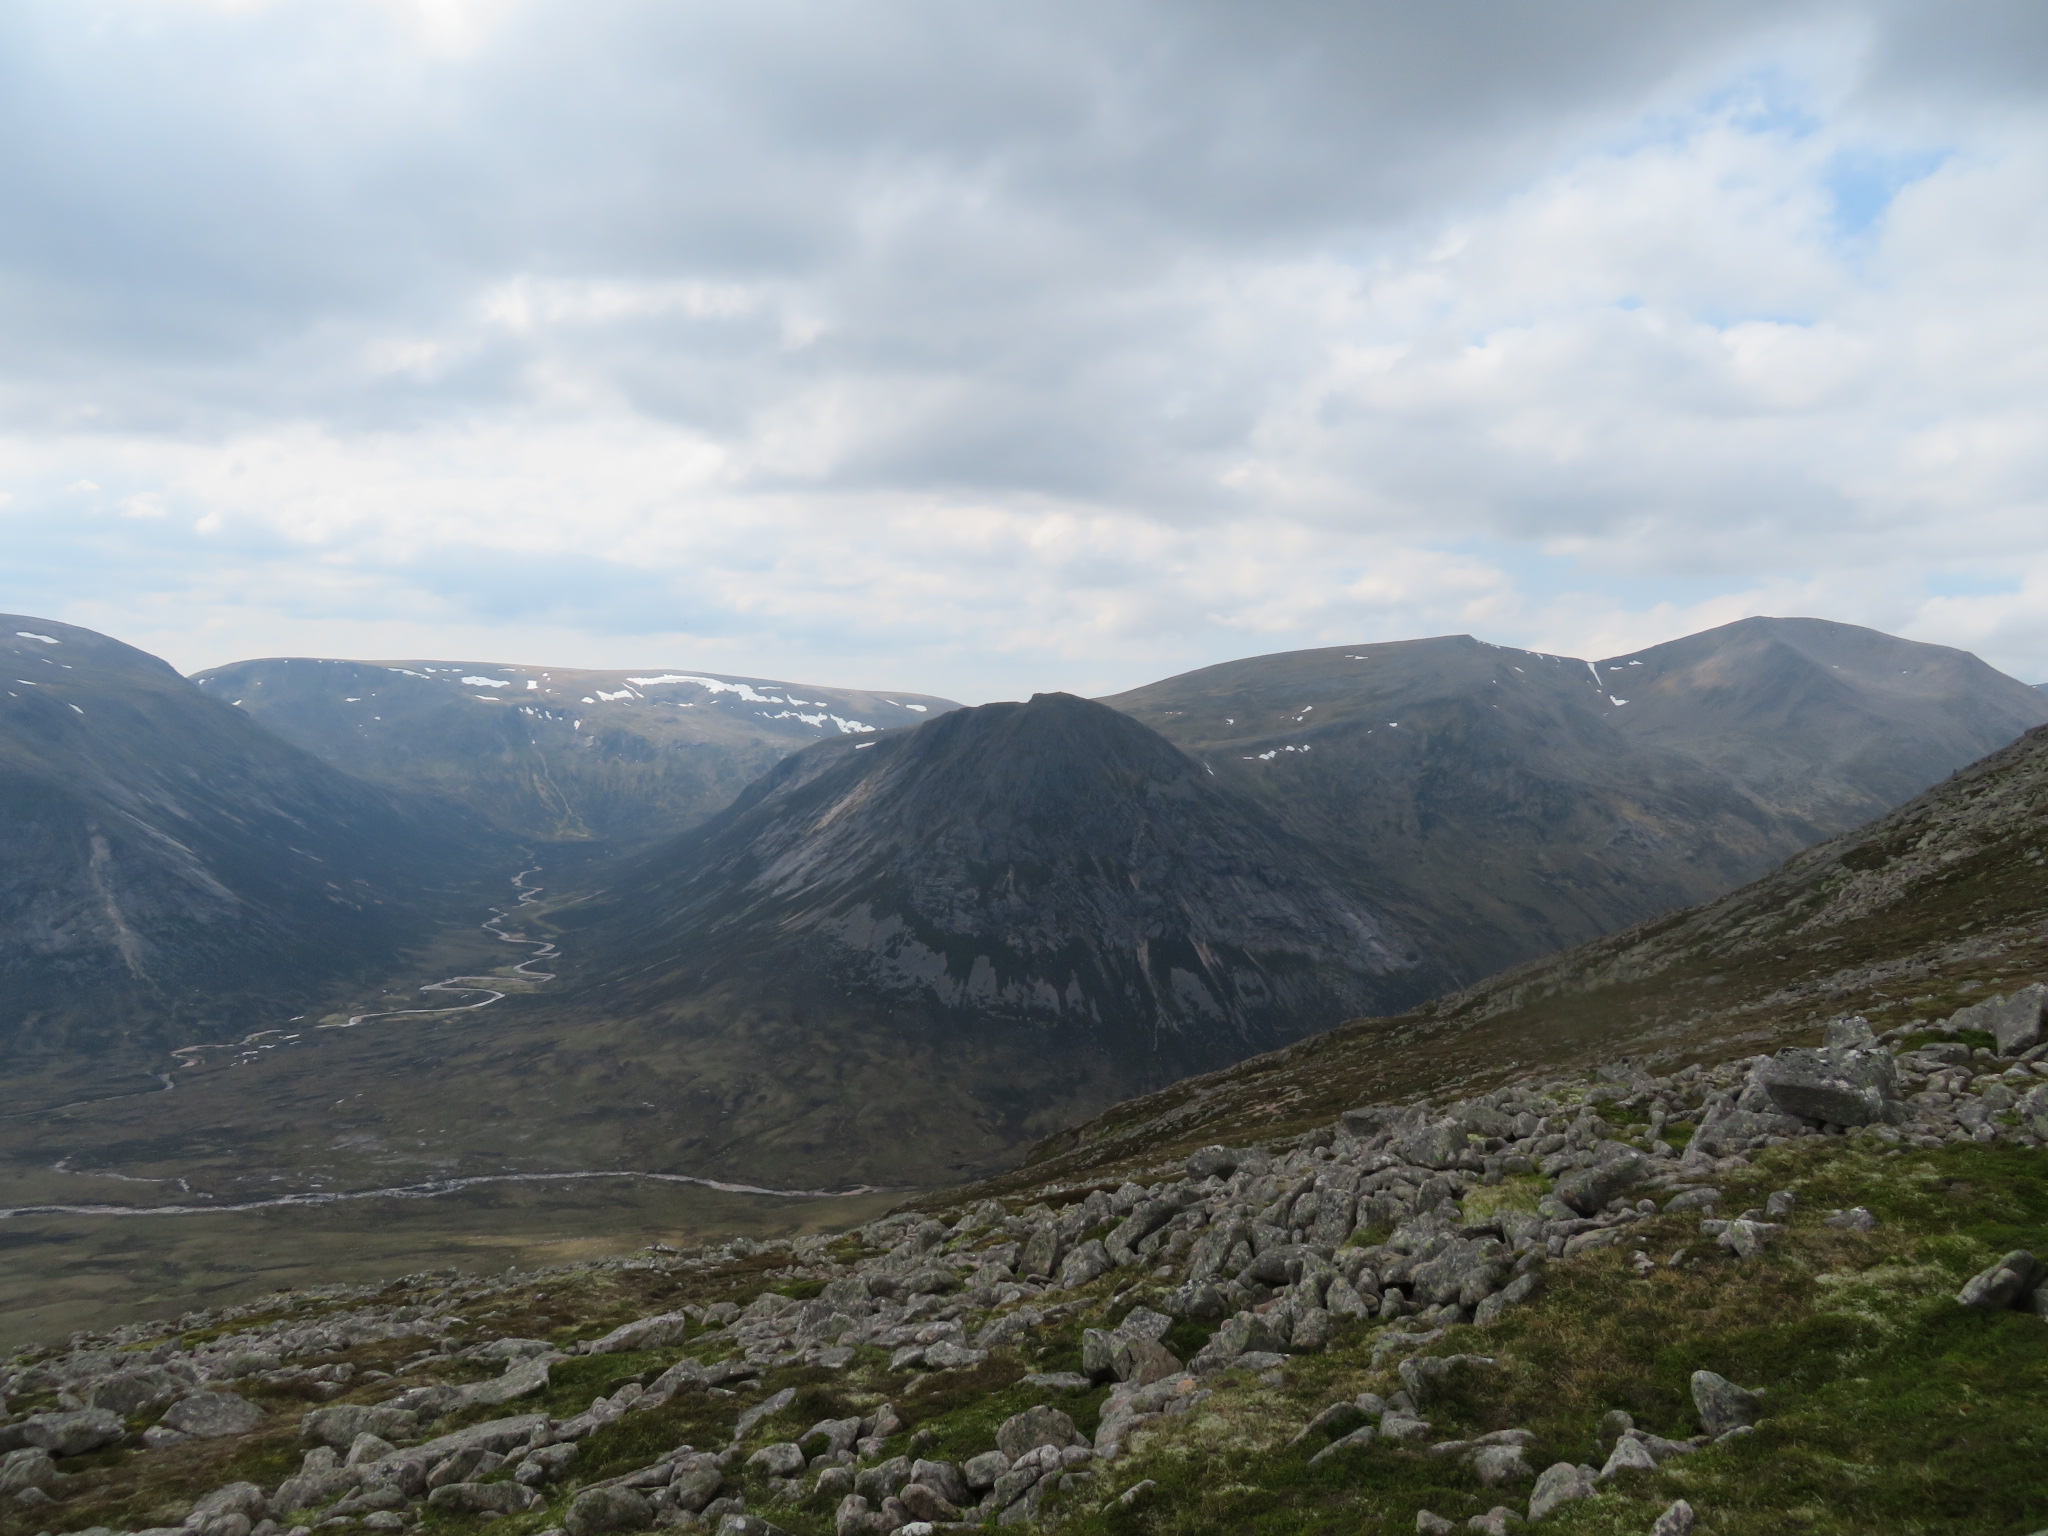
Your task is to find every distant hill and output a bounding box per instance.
[192,657,959,844]
[1104,616,2048,985]
[996,715,2048,1191]
[0,618,497,1056]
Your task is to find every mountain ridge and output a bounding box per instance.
[192,655,959,845]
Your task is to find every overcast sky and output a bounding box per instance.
[3,0,2047,699]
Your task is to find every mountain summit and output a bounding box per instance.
[565,691,1439,1061]
[1107,616,2048,984]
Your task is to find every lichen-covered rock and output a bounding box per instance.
[1528,1461,1596,1520]
[563,1484,653,1535]
[1690,1370,1764,1436]
[1754,1045,1900,1126]
[1950,984,2048,1056]
[0,1448,57,1494]
[163,1391,262,1439]
[996,1405,1083,1459]
[1957,1250,2040,1310]
[20,1408,125,1456]
[301,1403,418,1449]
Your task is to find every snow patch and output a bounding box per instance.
[626,673,793,704]
[593,688,636,702]
[14,632,58,644]
[1609,696,1629,706]
[461,676,511,688]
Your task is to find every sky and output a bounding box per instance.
[3,1,2047,701]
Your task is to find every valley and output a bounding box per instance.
[2,612,2046,1360]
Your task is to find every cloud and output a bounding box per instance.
[0,1,2046,696]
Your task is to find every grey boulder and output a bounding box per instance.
[0,1448,57,1493]
[162,1392,263,1439]
[996,1405,1084,1459]
[1957,1250,2041,1310]
[1528,1461,1596,1520]
[1690,1370,1764,1436]
[21,1408,125,1457]
[564,1485,654,1535]
[1555,1151,1646,1216]
[427,1481,542,1514]
[1753,1045,1899,1127]
[1651,1500,1697,1536]
[1950,984,2048,1056]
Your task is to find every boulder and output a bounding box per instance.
[1395,1118,1467,1171]
[301,1403,418,1449]
[564,1485,654,1536]
[582,1309,692,1355]
[1690,1370,1763,1436]
[996,1405,1083,1460]
[1528,1461,1596,1520]
[20,1408,125,1457]
[1950,984,2048,1056]
[1598,1435,1658,1477]
[0,1448,57,1494]
[1185,1146,1242,1180]
[188,1482,267,1523]
[1058,1240,1114,1288]
[1753,1045,1899,1127]
[747,1441,805,1476]
[1340,1104,1429,1140]
[1470,1442,1533,1485]
[428,1480,542,1515]
[1652,1500,1697,1536]
[86,1367,186,1418]
[1019,1225,1064,1279]
[162,1391,262,1439]
[1957,1250,2041,1310]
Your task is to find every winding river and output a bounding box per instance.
[5,869,889,1214]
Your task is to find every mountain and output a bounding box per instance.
[998,714,2048,1189]
[192,656,959,844]
[1103,616,2048,986]
[485,692,1453,1183]
[0,617,497,1057]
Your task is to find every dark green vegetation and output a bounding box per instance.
[0,618,506,1058]
[991,718,2048,1200]
[1107,616,2048,984]
[194,657,957,844]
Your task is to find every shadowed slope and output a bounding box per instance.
[1105,617,2048,984]
[0,617,497,1056]
[981,718,2048,1194]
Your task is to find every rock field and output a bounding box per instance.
[5,988,2048,1536]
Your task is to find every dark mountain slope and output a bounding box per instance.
[468,693,1451,1183]
[0,617,496,1056]
[1104,617,2048,984]
[563,691,1441,1049]
[193,656,958,844]
[987,718,2048,1195]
